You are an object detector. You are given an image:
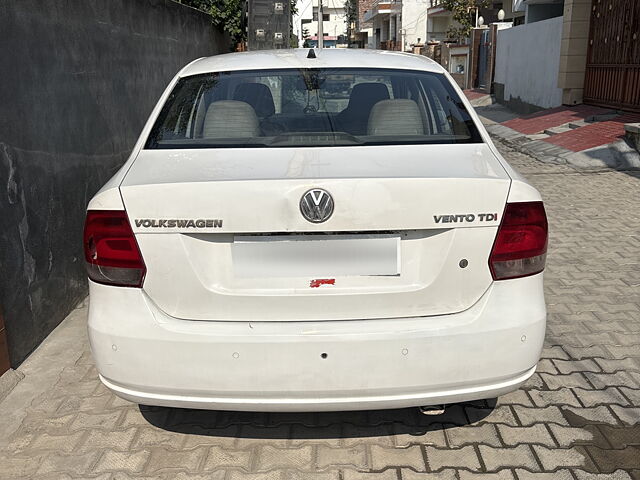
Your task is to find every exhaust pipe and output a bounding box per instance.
[418,405,446,415]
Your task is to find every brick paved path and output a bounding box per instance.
[1,141,639,479]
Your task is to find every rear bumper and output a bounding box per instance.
[88,274,546,412]
[100,367,536,411]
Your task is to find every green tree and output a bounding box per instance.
[344,0,357,42]
[176,0,245,44]
[178,0,300,47]
[439,0,489,43]
[302,27,311,48]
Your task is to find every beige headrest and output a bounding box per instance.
[202,100,260,138]
[367,99,425,136]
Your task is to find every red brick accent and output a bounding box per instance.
[543,113,640,152]
[502,105,613,135]
[358,0,376,29]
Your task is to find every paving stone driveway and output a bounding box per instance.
[1,140,639,479]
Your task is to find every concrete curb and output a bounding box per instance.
[469,94,495,107]
[0,369,25,403]
[564,139,640,171]
[486,123,640,172]
[624,123,640,152]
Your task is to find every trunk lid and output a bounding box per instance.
[120,144,511,321]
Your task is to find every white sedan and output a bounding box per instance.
[84,49,547,412]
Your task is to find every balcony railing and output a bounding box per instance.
[363,0,402,23]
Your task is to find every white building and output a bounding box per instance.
[294,0,348,48]
[363,0,429,51]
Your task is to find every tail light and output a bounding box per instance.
[83,210,146,287]
[489,201,548,280]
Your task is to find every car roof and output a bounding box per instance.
[181,49,447,77]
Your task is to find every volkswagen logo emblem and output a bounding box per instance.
[300,188,334,223]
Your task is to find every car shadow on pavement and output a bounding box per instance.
[139,399,497,440]
[623,169,640,180]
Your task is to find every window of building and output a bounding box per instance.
[312,12,330,21]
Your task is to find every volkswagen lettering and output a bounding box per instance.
[84,49,548,412]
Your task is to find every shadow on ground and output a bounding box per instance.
[140,399,497,439]
[622,169,640,181]
[473,104,519,124]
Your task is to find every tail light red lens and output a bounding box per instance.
[489,201,548,280]
[83,210,146,287]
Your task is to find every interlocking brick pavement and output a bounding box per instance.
[0,139,639,479]
[501,105,612,135]
[543,114,640,152]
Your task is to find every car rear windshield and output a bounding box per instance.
[145,68,483,149]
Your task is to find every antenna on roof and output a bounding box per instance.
[307,48,316,59]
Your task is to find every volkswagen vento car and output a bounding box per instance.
[84,49,548,412]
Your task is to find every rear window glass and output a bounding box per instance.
[145,68,483,149]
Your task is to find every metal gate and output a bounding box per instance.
[477,29,491,89]
[583,0,640,112]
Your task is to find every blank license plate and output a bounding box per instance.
[232,234,400,278]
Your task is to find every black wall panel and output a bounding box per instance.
[0,0,227,366]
